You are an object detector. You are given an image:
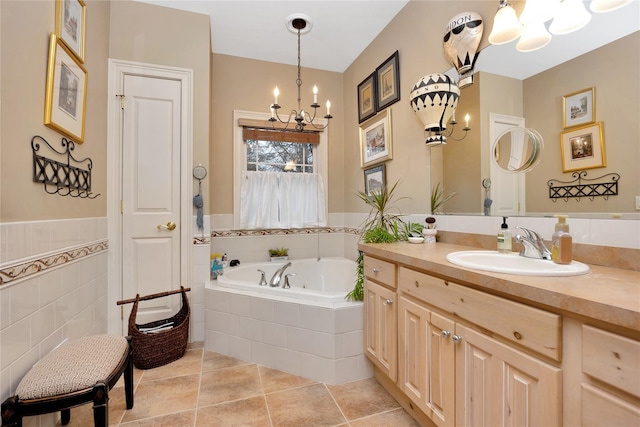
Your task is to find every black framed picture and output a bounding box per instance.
[364,164,386,196]
[357,72,377,123]
[376,50,400,111]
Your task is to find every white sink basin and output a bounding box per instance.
[446,251,590,276]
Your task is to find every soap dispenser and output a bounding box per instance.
[497,217,512,253]
[552,215,572,264]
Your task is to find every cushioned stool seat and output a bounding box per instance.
[1,335,133,427]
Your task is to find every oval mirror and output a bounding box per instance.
[491,127,543,173]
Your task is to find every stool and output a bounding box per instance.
[1,335,134,427]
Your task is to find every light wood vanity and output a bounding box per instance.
[360,241,640,427]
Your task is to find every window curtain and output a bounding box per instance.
[240,171,326,229]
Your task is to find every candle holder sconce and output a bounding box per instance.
[31,135,100,199]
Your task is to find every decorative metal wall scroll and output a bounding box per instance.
[547,170,619,202]
[31,135,99,198]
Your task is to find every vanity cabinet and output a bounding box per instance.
[381,263,562,426]
[360,243,640,427]
[580,325,640,426]
[398,296,455,426]
[363,256,397,382]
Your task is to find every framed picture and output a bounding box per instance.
[56,0,86,62]
[364,164,386,196]
[357,72,377,123]
[44,33,88,144]
[563,87,595,128]
[360,109,393,167]
[560,122,606,172]
[375,50,400,111]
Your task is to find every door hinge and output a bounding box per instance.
[120,200,124,214]
[116,94,125,109]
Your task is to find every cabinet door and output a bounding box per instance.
[364,280,397,381]
[398,297,455,427]
[455,324,562,427]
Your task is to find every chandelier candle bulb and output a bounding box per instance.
[326,100,331,115]
[273,87,279,105]
[313,85,318,104]
[465,114,470,128]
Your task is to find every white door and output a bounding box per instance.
[121,75,182,329]
[489,113,526,217]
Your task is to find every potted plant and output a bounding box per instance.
[346,181,406,301]
[268,247,289,261]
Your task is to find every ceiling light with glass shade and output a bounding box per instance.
[488,0,633,53]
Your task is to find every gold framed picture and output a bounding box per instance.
[44,33,88,144]
[56,0,86,62]
[563,87,595,129]
[360,109,392,167]
[560,122,606,172]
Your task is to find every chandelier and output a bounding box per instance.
[269,16,332,132]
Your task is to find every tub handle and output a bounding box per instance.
[283,273,296,289]
[257,269,267,286]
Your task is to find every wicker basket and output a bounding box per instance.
[121,287,190,370]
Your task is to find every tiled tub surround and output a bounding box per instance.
[0,218,109,425]
[210,226,361,264]
[205,283,371,385]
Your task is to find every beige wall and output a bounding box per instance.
[210,53,344,213]
[525,32,639,213]
[110,0,211,214]
[0,0,111,222]
[342,1,501,215]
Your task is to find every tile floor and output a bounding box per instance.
[54,343,419,426]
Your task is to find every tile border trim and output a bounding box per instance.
[211,227,360,238]
[0,240,108,287]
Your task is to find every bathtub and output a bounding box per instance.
[215,257,356,305]
[205,257,372,384]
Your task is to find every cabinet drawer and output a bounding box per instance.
[582,325,640,398]
[399,267,562,361]
[364,256,397,289]
[581,383,640,426]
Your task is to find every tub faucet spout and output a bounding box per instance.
[269,262,292,287]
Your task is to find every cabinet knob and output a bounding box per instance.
[414,281,419,287]
[452,335,463,343]
[385,299,393,305]
[441,331,451,338]
[372,268,380,273]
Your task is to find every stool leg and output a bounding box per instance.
[1,396,21,427]
[61,408,70,425]
[92,382,109,427]
[125,337,134,410]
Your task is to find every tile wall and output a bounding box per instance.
[0,217,109,424]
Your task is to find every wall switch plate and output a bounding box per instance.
[636,196,640,210]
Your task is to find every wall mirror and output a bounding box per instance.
[492,127,542,173]
[432,2,639,218]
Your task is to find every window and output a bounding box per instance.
[233,111,328,229]
[246,139,315,173]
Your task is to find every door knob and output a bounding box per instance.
[157,221,176,231]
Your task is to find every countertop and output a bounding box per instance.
[359,241,640,332]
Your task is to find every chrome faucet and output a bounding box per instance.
[515,227,552,260]
[257,269,268,286]
[282,273,296,289]
[269,262,292,287]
